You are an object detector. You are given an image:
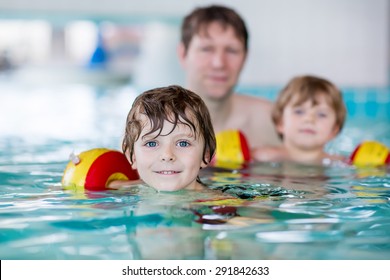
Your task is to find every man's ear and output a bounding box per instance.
[177,43,186,67]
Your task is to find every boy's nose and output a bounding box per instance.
[161,156,174,161]
[304,111,316,122]
[160,146,175,162]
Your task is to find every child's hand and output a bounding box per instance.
[251,146,288,162]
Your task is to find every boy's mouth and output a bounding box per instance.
[155,170,181,175]
[299,128,316,134]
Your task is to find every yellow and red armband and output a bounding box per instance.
[62,148,139,191]
[212,130,251,169]
[350,141,389,166]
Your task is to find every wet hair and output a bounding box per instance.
[272,75,346,138]
[122,85,216,168]
[180,5,249,53]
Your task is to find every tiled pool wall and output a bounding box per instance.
[237,86,390,120]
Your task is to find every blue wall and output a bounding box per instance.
[237,86,390,121]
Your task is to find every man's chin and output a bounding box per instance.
[205,87,232,100]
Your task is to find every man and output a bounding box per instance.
[177,5,280,152]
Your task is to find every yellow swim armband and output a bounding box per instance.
[212,130,251,169]
[62,148,139,191]
[350,141,389,166]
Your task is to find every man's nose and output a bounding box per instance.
[211,50,226,68]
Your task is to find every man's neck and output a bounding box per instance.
[204,95,234,132]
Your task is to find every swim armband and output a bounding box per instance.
[213,130,251,169]
[350,141,390,166]
[62,148,139,191]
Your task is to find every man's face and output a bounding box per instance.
[179,22,247,101]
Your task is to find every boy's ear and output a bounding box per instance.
[328,124,340,141]
[130,153,137,169]
[124,149,137,169]
[201,150,211,168]
[276,120,284,135]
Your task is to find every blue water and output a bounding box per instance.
[0,84,389,260]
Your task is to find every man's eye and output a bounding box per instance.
[177,141,190,147]
[226,47,240,54]
[145,141,157,147]
[200,46,213,52]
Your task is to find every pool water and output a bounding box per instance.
[0,84,389,260]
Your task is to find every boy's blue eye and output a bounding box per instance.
[177,141,190,147]
[293,108,304,115]
[318,112,328,118]
[145,141,157,147]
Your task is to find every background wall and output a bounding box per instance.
[0,0,389,142]
[0,0,389,88]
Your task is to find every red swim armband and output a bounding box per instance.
[62,148,139,191]
[212,130,251,169]
[350,141,390,166]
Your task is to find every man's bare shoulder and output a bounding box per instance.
[230,93,281,148]
[233,94,273,114]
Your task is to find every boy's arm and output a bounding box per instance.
[251,146,288,162]
[108,179,143,190]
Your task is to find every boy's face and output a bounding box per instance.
[178,21,246,101]
[131,115,208,191]
[277,93,339,151]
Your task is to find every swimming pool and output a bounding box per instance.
[0,83,389,259]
